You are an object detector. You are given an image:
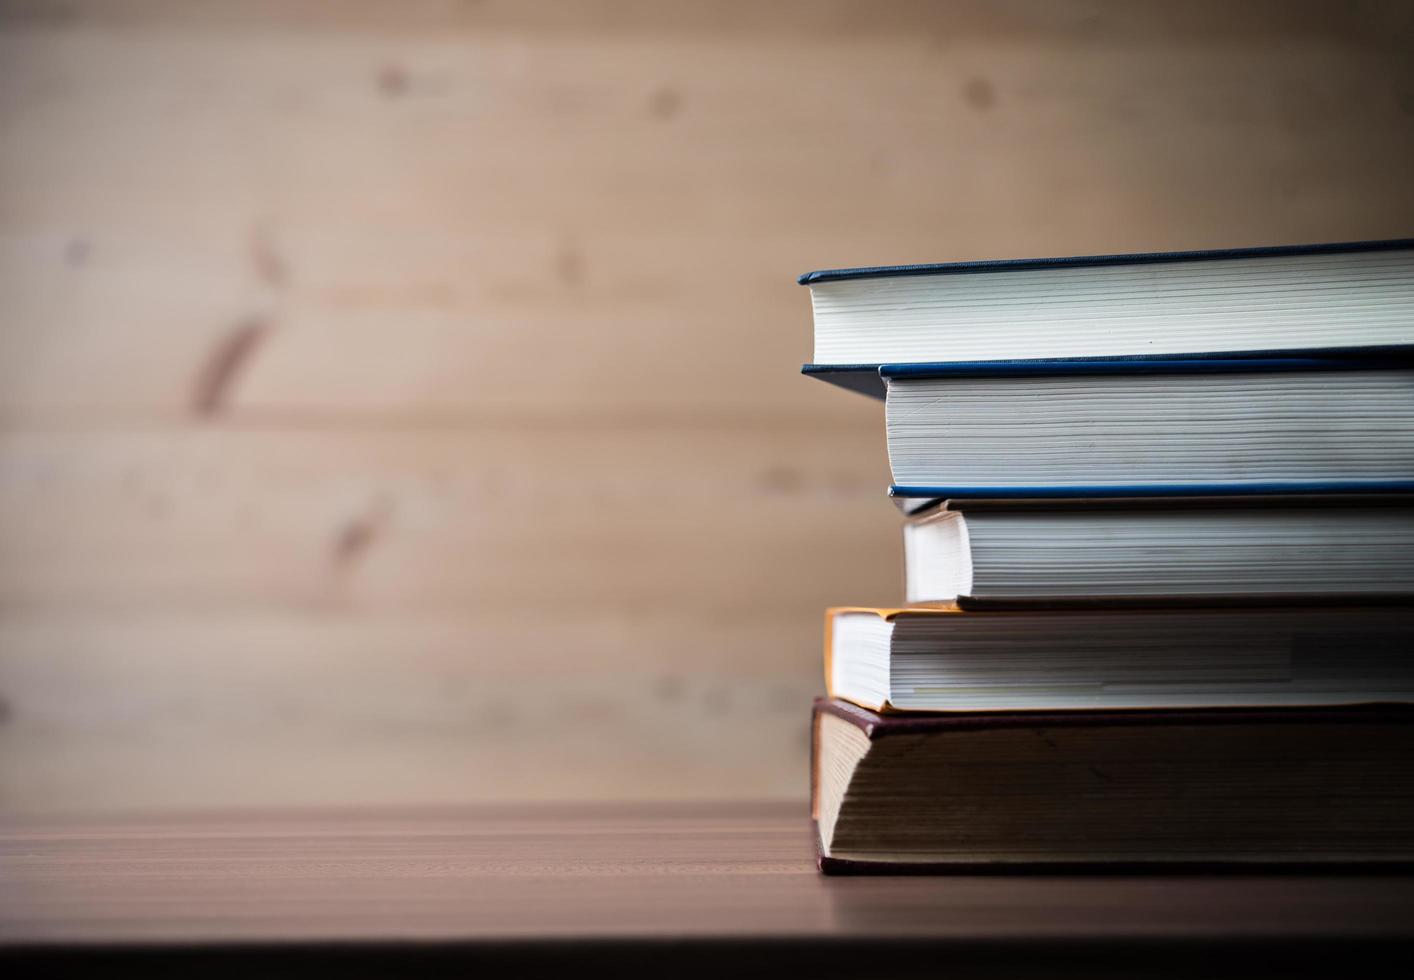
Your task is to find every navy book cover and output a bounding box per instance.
[800,238,1414,399]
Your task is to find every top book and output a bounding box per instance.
[800,239,1414,376]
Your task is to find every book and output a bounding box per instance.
[799,239,1414,399]
[903,500,1414,604]
[877,358,1414,498]
[812,697,1414,871]
[825,606,1414,713]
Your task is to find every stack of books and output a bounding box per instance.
[799,239,1414,872]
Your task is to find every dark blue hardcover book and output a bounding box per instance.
[876,356,1414,500]
[799,238,1414,395]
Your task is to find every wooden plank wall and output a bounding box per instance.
[2,0,1412,814]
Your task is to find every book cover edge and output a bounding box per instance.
[797,237,1414,286]
[889,482,1414,499]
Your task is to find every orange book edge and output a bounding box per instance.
[823,605,964,712]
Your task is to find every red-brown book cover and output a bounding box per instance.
[811,697,1414,875]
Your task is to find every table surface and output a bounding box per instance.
[4,802,1414,975]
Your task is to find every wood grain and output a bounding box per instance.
[3,4,1413,420]
[0,611,827,812]
[0,425,898,812]
[0,427,898,613]
[2,0,1414,814]
[3,803,1413,945]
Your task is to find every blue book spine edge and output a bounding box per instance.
[878,355,1414,380]
[797,237,1414,285]
[803,347,1414,399]
[888,481,1414,499]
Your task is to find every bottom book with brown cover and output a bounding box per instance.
[812,698,1414,873]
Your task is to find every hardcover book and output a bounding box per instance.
[824,605,1414,713]
[877,358,1414,499]
[902,499,1414,604]
[812,698,1414,872]
[800,239,1414,398]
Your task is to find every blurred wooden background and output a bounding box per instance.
[2,0,1413,815]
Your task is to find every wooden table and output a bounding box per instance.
[3,802,1412,977]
